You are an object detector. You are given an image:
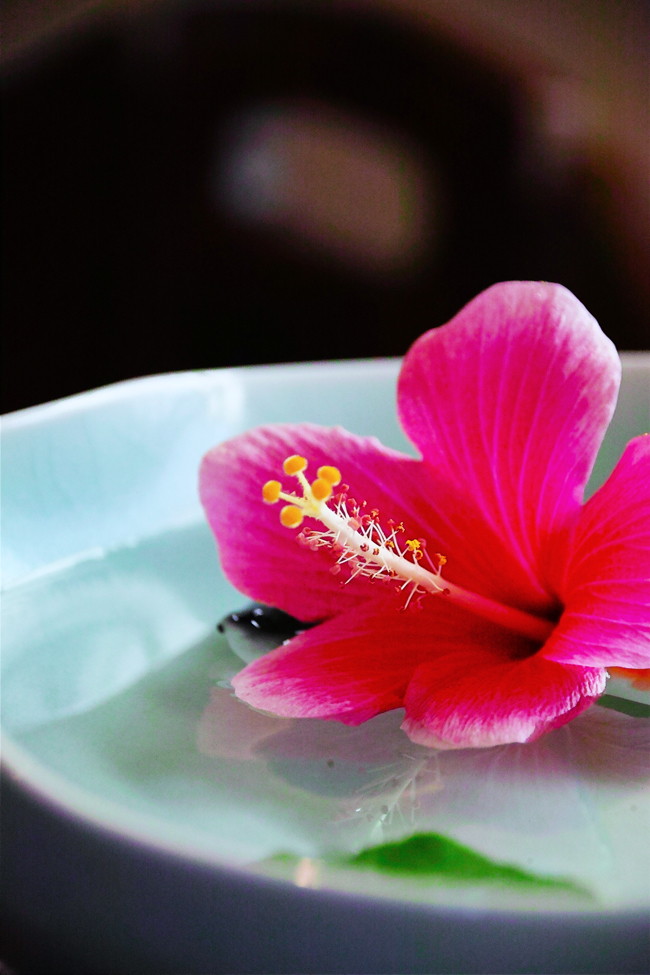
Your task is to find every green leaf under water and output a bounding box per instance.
[337,832,589,895]
[597,694,650,718]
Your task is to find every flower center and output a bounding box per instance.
[263,455,555,644]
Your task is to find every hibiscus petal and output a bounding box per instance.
[231,594,420,722]
[402,651,605,750]
[231,594,583,744]
[543,436,650,668]
[200,423,437,620]
[397,282,620,601]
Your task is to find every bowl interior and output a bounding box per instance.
[2,356,649,913]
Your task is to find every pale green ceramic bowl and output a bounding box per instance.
[1,356,649,974]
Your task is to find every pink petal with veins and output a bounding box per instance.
[231,593,423,722]
[231,594,589,748]
[402,651,605,750]
[398,282,620,601]
[543,436,650,668]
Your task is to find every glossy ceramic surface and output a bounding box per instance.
[1,356,649,971]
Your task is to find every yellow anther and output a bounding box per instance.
[283,455,308,476]
[262,480,282,504]
[311,478,333,502]
[280,505,304,528]
[406,539,421,552]
[317,465,341,486]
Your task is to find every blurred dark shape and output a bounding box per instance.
[1,2,648,414]
[217,601,317,663]
[216,104,431,274]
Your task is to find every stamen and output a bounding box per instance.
[405,539,424,561]
[262,456,555,644]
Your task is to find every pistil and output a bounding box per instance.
[264,455,555,645]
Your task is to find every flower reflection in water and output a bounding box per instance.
[197,686,649,901]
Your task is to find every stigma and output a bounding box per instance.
[263,455,447,610]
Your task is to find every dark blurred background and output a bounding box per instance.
[0,6,649,972]
[2,0,649,416]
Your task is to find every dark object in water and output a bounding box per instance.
[217,603,318,663]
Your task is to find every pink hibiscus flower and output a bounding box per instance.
[199,282,650,749]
